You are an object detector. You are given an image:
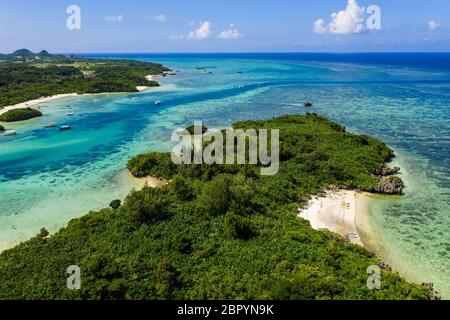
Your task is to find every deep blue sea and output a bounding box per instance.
[1,53,449,297]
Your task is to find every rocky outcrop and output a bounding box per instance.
[370,161,404,195]
[423,283,441,300]
[373,164,400,176]
[373,176,404,195]
[382,165,400,176]
[385,149,396,161]
[378,262,392,272]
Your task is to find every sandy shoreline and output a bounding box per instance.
[0,93,80,116]
[0,74,162,115]
[136,74,159,92]
[298,189,366,246]
[113,169,168,190]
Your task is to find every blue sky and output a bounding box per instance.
[1,0,449,53]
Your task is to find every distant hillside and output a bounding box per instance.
[11,49,35,57]
[38,50,52,57]
[0,49,66,61]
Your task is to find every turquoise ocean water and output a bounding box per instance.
[0,53,449,297]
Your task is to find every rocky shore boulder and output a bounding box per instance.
[373,164,401,176]
[373,176,404,195]
[423,283,441,300]
[385,149,396,161]
[382,165,400,176]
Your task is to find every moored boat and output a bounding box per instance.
[3,130,17,136]
[44,122,56,128]
[59,125,71,131]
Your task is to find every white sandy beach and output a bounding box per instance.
[136,75,159,92]
[298,189,365,246]
[113,169,168,191]
[139,176,168,189]
[0,93,80,116]
[0,74,163,115]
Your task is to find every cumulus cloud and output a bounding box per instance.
[428,20,441,31]
[187,21,212,40]
[105,15,124,23]
[217,24,244,39]
[151,14,167,22]
[313,0,366,34]
[169,34,184,40]
[313,19,328,34]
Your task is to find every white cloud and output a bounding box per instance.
[151,14,167,22]
[187,21,212,40]
[313,0,366,34]
[313,19,328,34]
[428,20,441,31]
[169,34,184,40]
[105,15,124,23]
[217,24,244,39]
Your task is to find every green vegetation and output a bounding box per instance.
[0,108,42,122]
[186,124,208,134]
[0,114,432,300]
[0,49,170,108]
[127,152,177,178]
[109,200,122,210]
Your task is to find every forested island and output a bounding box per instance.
[0,49,170,108]
[0,114,434,300]
[0,108,42,122]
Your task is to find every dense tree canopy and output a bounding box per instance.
[0,57,169,108]
[0,114,432,300]
[0,108,42,122]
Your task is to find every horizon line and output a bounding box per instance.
[60,51,450,55]
[3,50,450,55]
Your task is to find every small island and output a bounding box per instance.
[0,49,171,109]
[0,108,42,122]
[0,114,434,300]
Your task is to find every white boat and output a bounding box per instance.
[59,125,71,131]
[3,130,17,136]
[67,112,75,116]
[155,101,162,106]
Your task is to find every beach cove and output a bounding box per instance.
[298,189,365,246]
